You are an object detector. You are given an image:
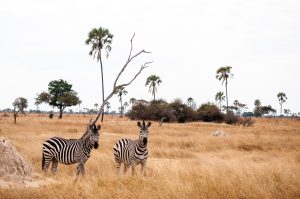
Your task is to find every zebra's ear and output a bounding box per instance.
[97,125,101,130]
[137,121,142,127]
[147,122,151,127]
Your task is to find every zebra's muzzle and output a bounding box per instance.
[143,138,147,145]
[94,142,99,149]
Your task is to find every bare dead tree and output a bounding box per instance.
[91,33,153,124]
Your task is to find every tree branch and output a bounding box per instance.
[113,33,151,89]
[118,62,153,88]
[91,34,152,124]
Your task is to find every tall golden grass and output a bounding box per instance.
[0,114,299,199]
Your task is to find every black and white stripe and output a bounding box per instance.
[42,123,101,175]
[113,121,151,176]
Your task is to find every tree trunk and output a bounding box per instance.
[153,87,156,101]
[280,103,282,116]
[99,55,105,122]
[219,101,222,111]
[59,106,63,119]
[225,79,229,112]
[14,113,17,124]
[13,108,18,124]
[120,96,123,117]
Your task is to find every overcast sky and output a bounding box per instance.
[1,0,299,114]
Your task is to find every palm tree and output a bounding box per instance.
[105,101,110,113]
[118,87,128,117]
[277,92,287,116]
[123,102,129,114]
[284,109,291,117]
[86,27,113,122]
[254,99,261,107]
[186,97,196,109]
[216,66,233,112]
[129,98,136,107]
[254,99,262,117]
[145,75,162,100]
[215,92,225,111]
[94,103,98,112]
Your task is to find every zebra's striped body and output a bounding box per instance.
[113,121,151,176]
[42,123,101,175]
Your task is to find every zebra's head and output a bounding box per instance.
[137,120,151,145]
[88,123,101,149]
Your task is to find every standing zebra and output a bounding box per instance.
[42,122,101,176]
[113,120,151,176]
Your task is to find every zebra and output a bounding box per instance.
[113,120,151,176]
[42,122,101,176]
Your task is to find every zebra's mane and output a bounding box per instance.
[81,126,92,140]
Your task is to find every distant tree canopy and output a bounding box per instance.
[216,66,233,112]
[277,92,287,116]
[233,100,247,116]
[197,103,224,122]
[215,91,225,111]
[253,99,276,117]
[187,97,196,110]
[12,97,28,124]
[117,86,128,116]
[145,75,162,100]
[260,105,276,115]
[127,99,252,126]
[284,109,291,116]
[169,98,196,123]
[35,79,80,118]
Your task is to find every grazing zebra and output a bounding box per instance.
[113,120,151,176]
[42,122,101,176]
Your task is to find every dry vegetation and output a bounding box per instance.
[0,114,299,199]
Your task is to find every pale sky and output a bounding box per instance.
[1,0,300,114]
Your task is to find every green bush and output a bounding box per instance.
[169,99,197,123]
[127,103,148,120]
[127,99,253,126]
[197,103,224,122]
[148,100,176,121]
[224,111,239,125]
[127,100,176,121]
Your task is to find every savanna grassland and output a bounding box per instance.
[0,114,299,199]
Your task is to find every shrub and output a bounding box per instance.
[238,117,255,127]
[128,99,248,126]
[197,103,224,122]
[127,103,148,120]
[169,99,196,123]
[147,100,174,121]
[49,113,54,119]
[224,111,239,125]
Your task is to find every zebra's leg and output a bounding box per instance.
[51,159,58,174]
[77,162,85,176]
[131,164,136,176]
[42,155,52,173]
[74,163,82,183]
[141,161,147,176]
[123,164,129,174]
[114,160,121,175]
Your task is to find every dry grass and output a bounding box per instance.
[0,114,299,199]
